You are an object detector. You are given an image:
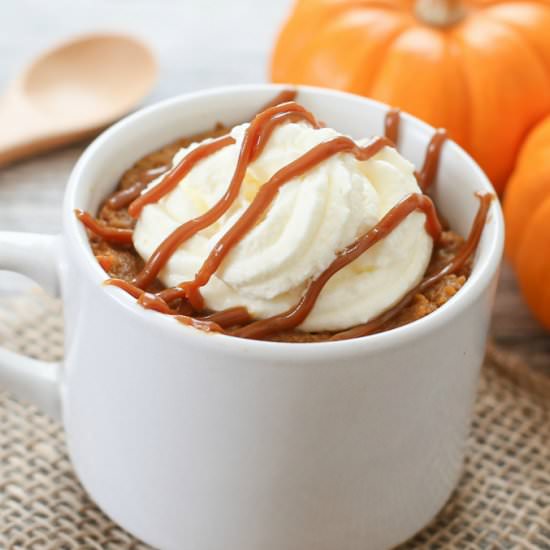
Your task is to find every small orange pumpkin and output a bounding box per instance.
[504,115,550,329]
[271,0,550,192]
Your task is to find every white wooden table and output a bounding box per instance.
[0,0,548,372]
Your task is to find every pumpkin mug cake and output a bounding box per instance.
[0,85,504,550]
[76,91,492,342]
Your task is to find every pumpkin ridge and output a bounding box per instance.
[515,196,550,328]
[479,12,550,181]
[448,31,488,181]
[503,167,550,263]
[447,32,473,151]
[515,114,550,169]
[484,8,550,90]
[453,13,550,188]
[354,19,412,95]
[348,1,406,12]
[270,1,352,83]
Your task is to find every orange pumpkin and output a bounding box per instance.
[271,0,550,192]
[504,115,550,329]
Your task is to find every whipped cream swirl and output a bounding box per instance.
[132,121,433,331]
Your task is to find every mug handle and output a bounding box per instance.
[0,232,62,420]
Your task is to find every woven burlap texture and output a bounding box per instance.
[0,291,549,550]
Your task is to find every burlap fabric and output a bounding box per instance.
[0,291,549,550]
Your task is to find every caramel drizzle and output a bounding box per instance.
[107,166,169,210]
[259,89,297,112]
[79,95,492,341]
[104,278,251,329]
[122,91,299,219]
[127,136,236,218]
[131,101,322,290]
[104,279,187,316]
[232,193,441,339]
[330,192,493,341]
[199,307,253,327]
[175,315,224,333]
[384,108,400,145]
[383,108,446,193]
[418,129,447,191]
[181,135,393,310]
[75,209,134,245]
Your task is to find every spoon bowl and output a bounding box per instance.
[0,33,157,166]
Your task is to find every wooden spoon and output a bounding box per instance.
[0,33,157,167]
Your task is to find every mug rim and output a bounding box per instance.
[63,83,504,359]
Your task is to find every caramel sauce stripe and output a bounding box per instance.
[132,101,323,291]
[330,193,493,341]
[384,108,400,146]
[107,165,169,210]
[182,136,394,306]
[233,193,441,340]
[75,210,134,245]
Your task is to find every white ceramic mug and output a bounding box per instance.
[0,84,504,550]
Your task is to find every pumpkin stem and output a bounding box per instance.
[415,0,466,26]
